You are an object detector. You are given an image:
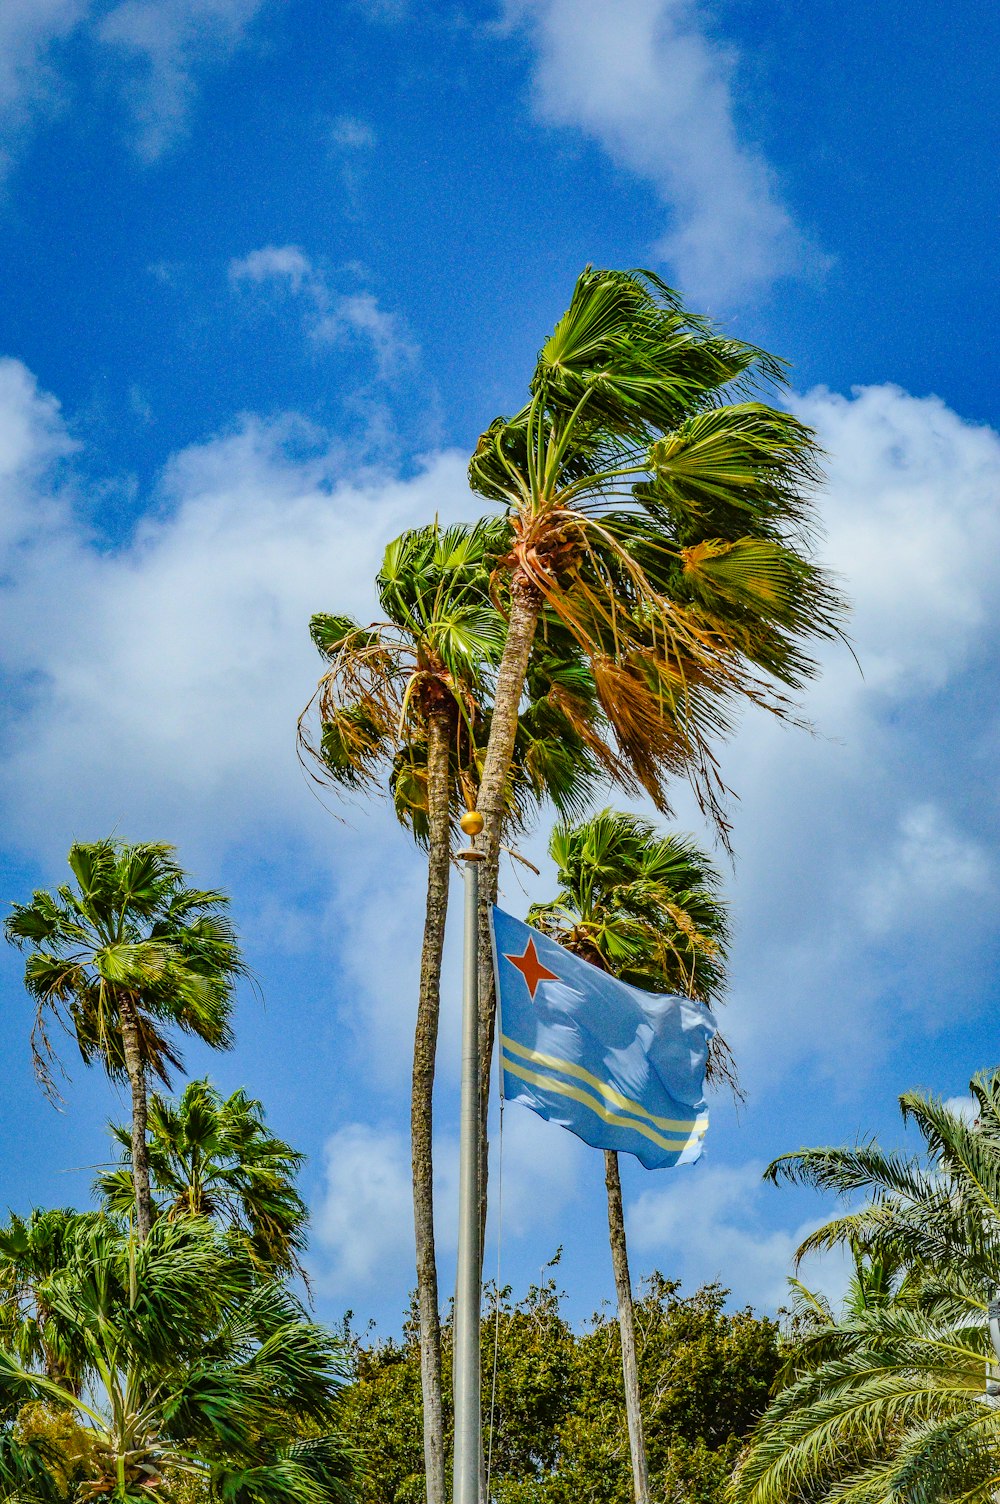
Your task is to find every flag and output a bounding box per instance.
[491,907,716,1170]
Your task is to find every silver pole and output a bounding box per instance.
[453,813,483,1504]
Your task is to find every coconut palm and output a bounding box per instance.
[0,1213,354,1503]
[299,519,600,1504]
[529,810,730,1504]
[731,1072,1000,1504]
[469,266,844,1165]
[96,1078,308,1279]
[4,840,244,1241]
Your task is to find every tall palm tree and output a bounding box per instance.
[4,840,244,1241]
[732,1072,1000,1504]
[300,519,600,1504]
[96,1078,308,1279]
[468,266,844,1168]
[529,809,730,1504]
[0,1214,355,1503]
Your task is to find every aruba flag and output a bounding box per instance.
[491,907,716,1170]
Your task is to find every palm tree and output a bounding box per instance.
[4,840,244,1241]
[300,520,600,1504]
[468,265,844,1168]
[0,1208,103,1390]
[529,809,730,1504]
[0,1214,355,1503]
[732,1072,1000,1504]
[96,1078,308,1279]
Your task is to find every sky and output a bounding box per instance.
[0,0,998,1331]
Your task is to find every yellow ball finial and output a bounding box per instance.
[460,809,484,836]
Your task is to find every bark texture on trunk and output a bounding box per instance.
[605,1149,651,1504]
[411,711,451,1504]
[473,577,542,1246]
[120,996,154,1241]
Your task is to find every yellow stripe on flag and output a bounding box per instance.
[501,1053,706,1154]
[501,1033,709,1134]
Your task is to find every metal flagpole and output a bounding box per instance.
[453,810,484,1504]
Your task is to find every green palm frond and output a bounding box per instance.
[530,809,729,1005]
[5,840,244,1101]
[0,1215,354,1503]
[735,1071,1000,1504]
[96,1079,308,1278]
[469,265,846,827]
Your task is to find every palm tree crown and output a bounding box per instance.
[4,839,245,1239]
[470,266,845,826]
[529,808,729,1000]
[732,1071,1000,1504]
[97,1078,308,1279]
[0,1214,354,1503]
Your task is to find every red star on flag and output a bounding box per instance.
[503,936,559,1000]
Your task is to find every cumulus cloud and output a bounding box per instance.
[627,1159,846,1311]
[229,245,417,375]
[503,0,816,304]
[690,384,1000,1088]
[310,1105,584,1305]
[311,1123,423,1296]
[0,359,464,873]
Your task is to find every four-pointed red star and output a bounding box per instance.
[503,937,559,1000]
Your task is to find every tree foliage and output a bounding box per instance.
[340,1272,779,1504]
[96,1079,308,1279]
[0,1212,355,1504]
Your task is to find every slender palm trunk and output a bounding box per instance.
[605,1149,650,1504]
[412,710,451,1504]
[474,576,542,1240]
[119,996,154,1240]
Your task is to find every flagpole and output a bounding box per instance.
[454,810,484,1504]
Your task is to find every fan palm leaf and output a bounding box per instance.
[732,1072,1000,1503]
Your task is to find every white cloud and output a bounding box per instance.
[328,114,376,152]
[0,0,88,180]
[310,1107,584,1305]
[944,1095,977,1124]
[687,384,1000,1087]
[229,245,417,375]
[0,0,270,176]
[311,1123,420,1296]
[627,1160,847,1312]
[503,0,815,304]
[0,362,465,874]
[97,0,270,161]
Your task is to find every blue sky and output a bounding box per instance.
[1,0,998,1328]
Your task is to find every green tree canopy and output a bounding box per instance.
[341,1271,778,1504]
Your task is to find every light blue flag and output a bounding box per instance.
[491,907,716,1170]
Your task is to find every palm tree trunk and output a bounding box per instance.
[120,996,154,1240]
[412,709,451,1504]
[474,575,542,1240]
[605,1149,651,1504]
